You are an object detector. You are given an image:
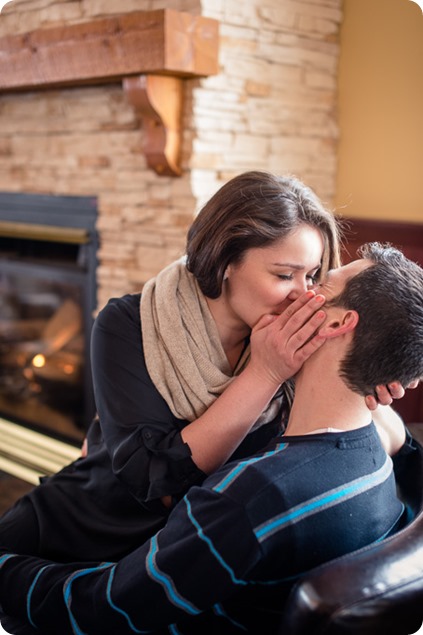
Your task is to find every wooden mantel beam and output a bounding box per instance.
[0,9,219,90]
[0,9,219,176]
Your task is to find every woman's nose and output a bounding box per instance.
[287,278,309,300]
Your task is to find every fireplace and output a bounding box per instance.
[0,192,98,481]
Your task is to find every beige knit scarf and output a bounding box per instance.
[140,258,283,427]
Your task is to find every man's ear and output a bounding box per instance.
[319,310,359,339]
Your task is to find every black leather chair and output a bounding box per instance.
[278,431,423,635]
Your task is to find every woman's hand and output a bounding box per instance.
[182,291,327,475]
[365,379,420,410]
[249,290,327,387]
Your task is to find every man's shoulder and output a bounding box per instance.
[202,438,318,505]
[203,425,384,505]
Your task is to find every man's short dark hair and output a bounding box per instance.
[330,242,423,396]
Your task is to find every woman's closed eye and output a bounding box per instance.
[276,272,320,286]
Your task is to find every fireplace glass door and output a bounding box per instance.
[0,193,98,444]
[1,264,88,441]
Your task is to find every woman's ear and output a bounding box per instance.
[319,310,359,339]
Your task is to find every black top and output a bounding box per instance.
[7,294,284,562]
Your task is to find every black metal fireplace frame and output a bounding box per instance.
[0,191,98,442]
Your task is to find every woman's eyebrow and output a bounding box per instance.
[271,262,321,270]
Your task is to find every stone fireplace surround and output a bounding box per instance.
[0,0,343,482]
[0,6,222,481]
[0,0,342,308]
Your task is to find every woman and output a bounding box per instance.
[0,171,405,562]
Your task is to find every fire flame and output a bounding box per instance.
[32,354,46,369]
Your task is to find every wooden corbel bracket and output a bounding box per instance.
[0,9,219,176]
[124,75,183,177]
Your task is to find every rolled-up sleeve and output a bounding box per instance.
[90,294,205,503]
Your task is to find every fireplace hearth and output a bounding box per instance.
[0,192,98,482]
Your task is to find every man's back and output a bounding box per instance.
[178,422,403,633]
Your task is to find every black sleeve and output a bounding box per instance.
[0,488,261,635]
[392,426,417,469]
[90,294,205,502]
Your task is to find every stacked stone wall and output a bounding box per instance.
[0,0,342,309]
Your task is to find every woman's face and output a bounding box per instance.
[224,224,324,329]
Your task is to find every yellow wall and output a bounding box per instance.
[336,0,423,222]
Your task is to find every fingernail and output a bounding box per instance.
[315,294,325,303]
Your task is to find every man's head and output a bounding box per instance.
[319,242,423,396]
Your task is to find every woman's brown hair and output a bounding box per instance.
[186,171,342,298]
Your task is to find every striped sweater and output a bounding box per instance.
[0,423,403,635]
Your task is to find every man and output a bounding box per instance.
[0,243,422,635]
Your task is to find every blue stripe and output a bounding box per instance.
[105,565,147,633]
[214,444,287,493]
[185,497,247,587]
[213,603,248,631]
[27,565,51,628]
[0,554,17,567]
[63,563,113,635]
[146,534,200,615]
[255,455,392,542]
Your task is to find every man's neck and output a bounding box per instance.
[284,354,372,436]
